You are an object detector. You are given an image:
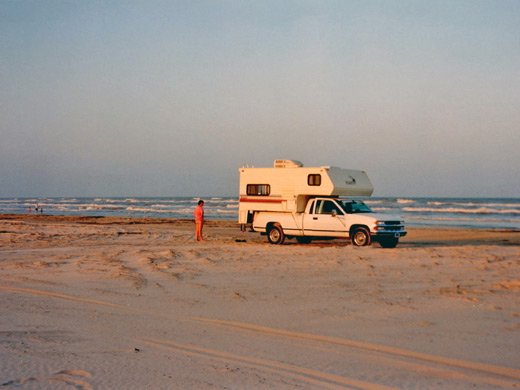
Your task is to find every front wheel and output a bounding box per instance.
[268,224,285,245]
[351,227,371,247]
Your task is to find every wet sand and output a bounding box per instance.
[1,214,519,389]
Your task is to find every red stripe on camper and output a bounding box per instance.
[239,197,283,203]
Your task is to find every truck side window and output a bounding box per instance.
[320,200,337,214]
[308,200,316,214]
[308,174,321,186]
[246,184,271,196]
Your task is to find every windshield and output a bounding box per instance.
[337,200,372,214]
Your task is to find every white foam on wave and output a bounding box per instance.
[371,207,392,211]
[205,198,238,204]
[406,216,519,223]
[403,207,520,215]
[397,199,415,204]
[82,205,124,210]
[214,208,238,214]
[427,200,520,208]
[150,204,178,209]
[126,206,171,213]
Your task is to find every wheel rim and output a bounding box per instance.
[270,229,280,242]
[354,231,367,246]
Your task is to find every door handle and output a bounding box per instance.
[313,217,318,220]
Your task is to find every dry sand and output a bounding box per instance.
[0,214,519,389]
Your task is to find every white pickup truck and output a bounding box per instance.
[252,197,406,248]
[239,160,406,248]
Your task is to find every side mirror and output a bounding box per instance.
[331,210,337,217]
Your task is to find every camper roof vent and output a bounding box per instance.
[274,159,303,168]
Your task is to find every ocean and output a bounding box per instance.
[1,197,519,230]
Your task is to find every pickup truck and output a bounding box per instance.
[252,197,406,248]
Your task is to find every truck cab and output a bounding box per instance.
[303,198,406,247]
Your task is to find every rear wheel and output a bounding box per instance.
[267,224,285,245]
[351,227,371,247]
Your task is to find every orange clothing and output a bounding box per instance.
[194,205,204,222]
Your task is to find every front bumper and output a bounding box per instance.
[372,230,407,238]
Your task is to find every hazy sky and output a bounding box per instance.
[1,1,519,197]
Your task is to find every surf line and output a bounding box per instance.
[138,336,398,390]
[0,286,138,311]
[187,316,520,381]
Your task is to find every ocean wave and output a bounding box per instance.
[150,204,178,209]
[403,207,520,215]
[213,208,238,214]
[126,206,175,213]
[397,199,415,204]
[123,198,140,203]
[427,201,520,208]
[46,203,86,208]
[406,216,519,223]
[205,198,237,204]
[81,205,125,210]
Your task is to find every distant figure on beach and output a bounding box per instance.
[193,200,204,241]
[35,204,39,214]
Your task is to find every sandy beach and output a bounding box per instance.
[0,214,519,389]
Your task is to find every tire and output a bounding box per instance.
[267,224,285,245]
[296,236,312,244]
[351,227,371,247]
[379,237,399,248]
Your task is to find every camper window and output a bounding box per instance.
[308,174,321,186]
[246,184,271,196]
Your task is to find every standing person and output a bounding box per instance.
[193,200,205,241]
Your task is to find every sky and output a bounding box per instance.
[1,0,519,198]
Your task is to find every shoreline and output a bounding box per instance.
[2,195,519,232]
[1,213,519,245]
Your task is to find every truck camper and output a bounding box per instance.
[238,160,406,248]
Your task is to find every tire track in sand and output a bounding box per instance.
[0,286,138,311]
[188,317,520,384]
[3,286,518,387]
[2,370,93,389]
[138,336,398,390]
